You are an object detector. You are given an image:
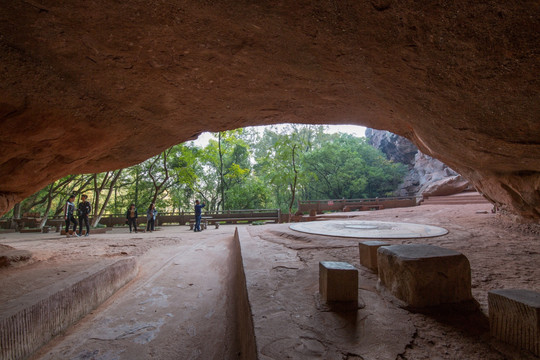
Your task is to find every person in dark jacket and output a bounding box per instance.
[146,203,157,232]
[64,194,78,237]
[126,204,138,233]
[77,194,92,237]
[194,200,205,232]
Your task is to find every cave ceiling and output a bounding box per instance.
[0,0,539,218]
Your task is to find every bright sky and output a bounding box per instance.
[192,124,366,147]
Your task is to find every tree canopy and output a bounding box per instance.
[3,125,407,221]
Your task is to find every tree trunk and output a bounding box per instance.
[10,202,21,229]
[288,144,298,223]
[39,183,55,228]
[134,167,140,206]
[148,151,171,205]
[13,202,21,218]
[218,132,225,210]
[92,169,123,227]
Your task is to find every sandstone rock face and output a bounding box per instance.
[358,240,389,273]
[366,128,471,197]
[377,244,473,308]
[0,1,539,219]
[488,289,540,356]
[0,244,32,267]
[421,175,470,197]
[0,257,138,360]
[319,261,359,308]
[366,129,419,166]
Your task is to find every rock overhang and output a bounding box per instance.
[0,0,539,219]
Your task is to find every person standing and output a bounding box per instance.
[126,204,138,233]
[194,200,205,232]
[64,194,78,237]
[146,203,157,232]
[77,194,92,237]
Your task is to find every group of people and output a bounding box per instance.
[64,195,205,236]
[125,203,158,233]
[63,194,92,237]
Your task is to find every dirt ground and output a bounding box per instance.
[245,204,540,360]
[1,203,539,360]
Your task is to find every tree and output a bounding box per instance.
[200,130,252,210]
[252,125,318,214]
[148,150,172,204]
[303,134,407,199]
[91,170,123,227]
[1,125,408,221]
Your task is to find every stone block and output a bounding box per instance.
[377,244,472,308]
[0,258,138,360]
[319,261,358,308]
[489,289,540,356]
[359,241,389,272]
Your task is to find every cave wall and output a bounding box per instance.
[0,0,539,219]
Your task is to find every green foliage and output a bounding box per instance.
[3,125,407,217]
[302,134,407,199]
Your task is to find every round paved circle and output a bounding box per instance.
[289,220,448,239]
[345,224,379,230]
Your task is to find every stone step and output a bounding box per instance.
[26,233,255,360]
[422,200,490,205]
[421,193,491,206]
[0,258,138,360]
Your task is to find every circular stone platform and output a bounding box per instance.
[289,220,448,239]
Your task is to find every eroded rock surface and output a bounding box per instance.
[0,244,31,267]
[0,1,539,218]
[377,244,473,308]
[366,128,471,197]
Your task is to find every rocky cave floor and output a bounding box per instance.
[0,203,539,360]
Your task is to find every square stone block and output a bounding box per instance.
[489,289,540,356]
[319,261,358,307]
[377,244,472,308]
[359,241,389,272]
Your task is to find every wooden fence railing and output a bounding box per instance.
[0,209,282,229]
[297,196,419,213]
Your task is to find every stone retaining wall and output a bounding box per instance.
[0,258,138,360]
[229,228,258,360]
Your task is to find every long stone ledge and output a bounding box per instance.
[0,257,138,360]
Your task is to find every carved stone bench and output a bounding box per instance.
[319,261,358,310]
[377,244,472,308]
[489,289,540,356]
[358,240,389,272]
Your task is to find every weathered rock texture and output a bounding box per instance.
[366,128,471,197]
[488,289,540,357]
[377,244,473,308]
[0,257,138,360]
[0,1,539,218]
[0,244,32,267]
[319,261,358,308]
[358,240,389,272]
